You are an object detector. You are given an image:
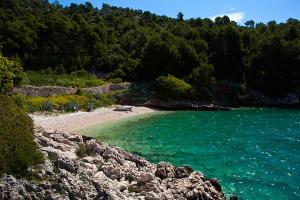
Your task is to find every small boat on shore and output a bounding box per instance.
[114,105,133,112]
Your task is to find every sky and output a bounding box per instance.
[56,0,300,24]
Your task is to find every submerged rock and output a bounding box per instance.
[0,127,226,200]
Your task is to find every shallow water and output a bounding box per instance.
[82,108,300,199]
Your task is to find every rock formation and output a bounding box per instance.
[0,128,226,200]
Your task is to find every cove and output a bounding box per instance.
[81,108,300,200]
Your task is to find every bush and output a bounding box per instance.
[86,100,95,112]
[76,144,87,158]
[0,95,44,175]
[94,93,117,107]
[24,70,105,88]
[108,77,123,84]
[27,96,47,112]
[64,101,80,112]
[41,101,54,112]
[26,93,118,113]
[0,55,24,93]
[10,92,28,111]
[154,75,195,99]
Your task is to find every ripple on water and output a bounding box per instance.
[82,108,300,200]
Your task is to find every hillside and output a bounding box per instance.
[0,0,299,98]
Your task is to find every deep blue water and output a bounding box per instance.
[82,108,300,200]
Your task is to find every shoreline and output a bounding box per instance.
[0,127,226,199]
[31,104,299,135]
[30,106,159,134]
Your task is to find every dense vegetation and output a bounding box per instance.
[154,75,195,100]
[0,0,299,97]
[0,54,23,93]
[0,94,43,175]
[27,92,117,112]
[24,70,105,87]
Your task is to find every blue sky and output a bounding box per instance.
[56,0,300,24]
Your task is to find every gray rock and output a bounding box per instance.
[175,166,193,178]
[0,128,226,200]
[155,162,176,179]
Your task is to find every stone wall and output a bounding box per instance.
[14,83,130,97]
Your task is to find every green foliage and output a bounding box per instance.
[128,185,137,193]
[154,75,195,99]
[0,1,299,97]
[24,71,105,88]
[64,101,80,112]
[76,144,87,158]
[0,95,44,175]
[109,77,123,84]
[27,95,87,112]
[27,93,117,113]
[40,101,54,112]
[0,55,24,93]
[94,93,117,107]
[10,92,28,110]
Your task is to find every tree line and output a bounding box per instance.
[0,0,299,97]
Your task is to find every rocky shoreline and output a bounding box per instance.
[141,94,300,111]
[143,99,231,111]
[0,128,227,200]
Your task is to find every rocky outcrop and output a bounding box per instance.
[0,128,226,200]
[144,99,231,111]
[245,91,300,107]
[14,83,130,97]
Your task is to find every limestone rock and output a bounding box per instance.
[155,161,176,179]
[0,128,227,200]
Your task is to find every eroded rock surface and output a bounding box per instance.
[0,128,226,200]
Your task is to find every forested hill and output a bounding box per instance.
[0,0,299,97]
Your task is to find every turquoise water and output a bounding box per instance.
[82,109,300,199]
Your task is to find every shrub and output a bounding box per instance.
[86,100,95,112]
[76,144,87,158]
[154,75,195,99]
[27,96,47,112]
[94,93,117,107]
[48,95,87,110]
[109,77,123,84]
[128,185,137,193]
[64,101,80,112]
[26,93,118,113]
[0,55,24,93]
[24,70,105,88]
[0,95,44,175]
[41,101,54,112]
[10,92,28,111]
[27,95,88,112]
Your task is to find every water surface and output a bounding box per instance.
[82,108,300,199]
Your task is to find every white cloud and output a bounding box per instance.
[211,12,245,23]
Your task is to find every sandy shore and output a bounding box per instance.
[31,106,157,133]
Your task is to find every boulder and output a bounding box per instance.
[175,166,193,178]
[155,162,176,179]
[209,178,222,192]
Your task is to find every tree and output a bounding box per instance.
[245,20,255,28]
[0,94,44,175]
[0,0,299,97]
[154,75,194,99]
[0,55,24,93]
[215,16,230,25]
[177,12,184,21]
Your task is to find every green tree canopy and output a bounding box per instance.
[0,54,24,93]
